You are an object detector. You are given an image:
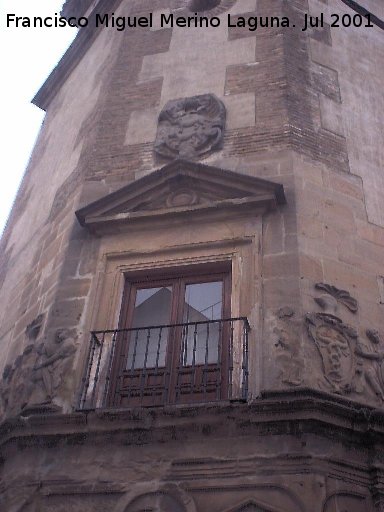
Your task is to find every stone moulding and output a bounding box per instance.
[75,160,286,235]
[61,0,95,18]
[0,392,382,512]
[2,390,384,449]
[114,483,197,512]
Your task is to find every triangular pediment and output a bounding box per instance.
[76,160,285,234]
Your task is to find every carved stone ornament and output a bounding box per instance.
[314,282,358,313]
[123,493,186,512]
[25,313,44,340]
[223,501,270,512]
[76,160,285,236]
[154,94,226,160]
[1,328,77,418]
[354,329,384,401]
[181,0,238,16]
[305,312,358,394]
[273,307,303,387]
[114,484,196,512]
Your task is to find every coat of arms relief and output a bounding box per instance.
[154,94,226,160]
[305,283,384,402]
[273,282,384,406]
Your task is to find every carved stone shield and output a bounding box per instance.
[154,94,226,160]
[306,313,357,393]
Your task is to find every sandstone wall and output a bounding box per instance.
[0,0,383,419]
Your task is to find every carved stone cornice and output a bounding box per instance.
[33,0,123,110]
[75,160,286,235]
[2,390,384,452]
[61,0,96,18]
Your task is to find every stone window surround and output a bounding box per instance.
[75,160,285,406]
[82,231,261,404]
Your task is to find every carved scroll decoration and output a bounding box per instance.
[154,94,226,160]
[314,282,358,313]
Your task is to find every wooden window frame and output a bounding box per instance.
[108,263,232,407]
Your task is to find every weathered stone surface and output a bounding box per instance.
[0,0,383,509]
[0,395,380,512]
[0,329,77,419]
[154,94,226,159]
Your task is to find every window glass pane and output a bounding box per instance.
[126,286,171,369]
[183,281,223,322]
[182,281,223,365]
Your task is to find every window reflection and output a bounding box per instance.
[126,286,171,369]
[182,281,222,365]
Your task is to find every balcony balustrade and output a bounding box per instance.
[78,317,250,410]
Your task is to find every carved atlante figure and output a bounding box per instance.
[0,345,35,418]
[354,329,384,401]
[27,328,76,409]
[273,307,303,386]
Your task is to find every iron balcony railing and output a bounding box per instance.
[78,317,250,410]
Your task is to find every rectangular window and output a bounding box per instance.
[108,266,232,407]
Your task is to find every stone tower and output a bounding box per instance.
[1,0,383,510]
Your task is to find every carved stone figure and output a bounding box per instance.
[354,329,384,401]
[273,307,303,386]
[1,344,35,418]
[25,314,44,340]
[1,329,77,418]
[314,282,358,313]
[306,313,357,394]
[25,328,77,411]
[154,94,226,159]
